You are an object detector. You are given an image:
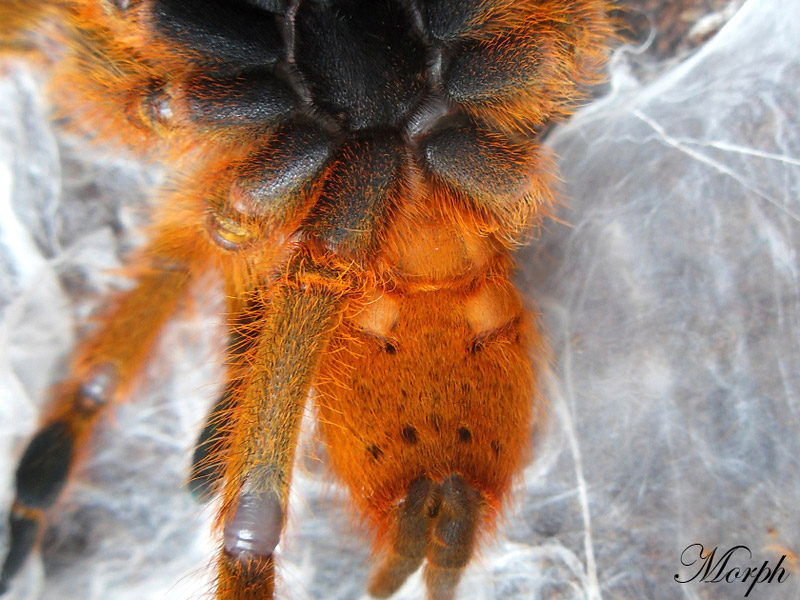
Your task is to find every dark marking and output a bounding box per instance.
[457,427,472,443]
[189,391,235,502]
[15,421,74,509]
[401,425,418,445]
[384,341,397,354]
[491,440,501,457]
[0,511,41,593]
[224,491,284,561]
[367,444,384,461]
[429,413,442,433]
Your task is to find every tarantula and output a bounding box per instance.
[0,1,613,598]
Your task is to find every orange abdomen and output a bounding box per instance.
[319,280,544,520]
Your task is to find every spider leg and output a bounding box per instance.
[0,223,204,593]
[189,387,237,503]
[0,1,51,55]
[215,254,348,599]
[189,311,260,502]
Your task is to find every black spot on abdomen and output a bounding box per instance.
[401,424,418,445]
[367,444,384,460]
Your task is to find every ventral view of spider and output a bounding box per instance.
[0,1,615,598]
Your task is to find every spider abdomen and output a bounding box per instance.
[318,281,541,512]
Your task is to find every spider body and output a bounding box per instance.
[0,1,613,598]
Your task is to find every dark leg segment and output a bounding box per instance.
[0,241,196,594]
[188,390,235,502]
[0,394,97,593]
[189,309,264,502]
[13,422,75,509]
[0,510,41,594]
[0,420,76,591]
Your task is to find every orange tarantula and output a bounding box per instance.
[0,1,614,598]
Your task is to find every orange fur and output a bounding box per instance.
[1,1,616,598]
[316,277,547,535]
